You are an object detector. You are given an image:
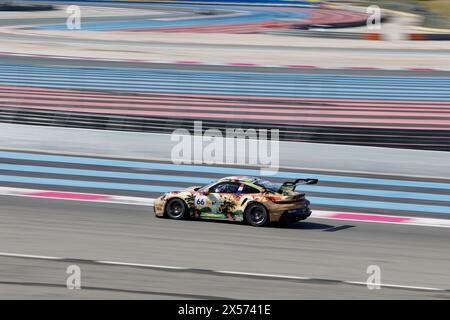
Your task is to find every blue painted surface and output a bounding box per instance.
[0,163,449,202]
[0,151,449,214]
[1,151,450,190]
[1,174,450,214]
[308,197,450,215]
[0,163,213,184]
[1,64,450,100]
[36,3,312,31]
[0,175,176,192]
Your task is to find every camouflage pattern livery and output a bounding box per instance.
[154,176,316,226]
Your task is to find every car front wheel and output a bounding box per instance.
[165,198,188,220]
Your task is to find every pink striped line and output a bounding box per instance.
[25,191,111,200]
[2,92,448,111]
[328,213,411,223]
[4,97,450,117]
[1,85,449,106]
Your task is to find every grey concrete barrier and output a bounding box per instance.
[3,108,448,151]
[1,123,449,178]
[409,33,450,41]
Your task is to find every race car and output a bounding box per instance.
[154,176,318,227]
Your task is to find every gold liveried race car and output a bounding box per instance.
[154,176,318,227]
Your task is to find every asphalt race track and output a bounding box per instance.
[0,149,449,299]
[0,196,449,299]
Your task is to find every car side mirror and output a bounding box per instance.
[203,190,210,195]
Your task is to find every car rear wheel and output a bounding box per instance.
[165,199,188,220]
[245,203,269,227]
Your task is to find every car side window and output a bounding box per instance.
[210,182,240,194]
[240,184,259,194]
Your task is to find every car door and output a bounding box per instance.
[196,182,240,219]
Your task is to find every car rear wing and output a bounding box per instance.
[278,178,318,192]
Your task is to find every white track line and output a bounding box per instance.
[0,252,62,260]
[215,270,311,280]
[97,260,189,270]
[0,252,446,293]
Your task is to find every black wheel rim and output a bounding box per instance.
[249,207,266,225]
[168,200,184,218]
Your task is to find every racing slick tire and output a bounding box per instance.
[165,198,189,220]
[245,203,269,227]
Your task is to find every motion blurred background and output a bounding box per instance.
[0,0,449,299]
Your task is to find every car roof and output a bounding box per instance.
[218,176,258,184]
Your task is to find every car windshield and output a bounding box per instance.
[253,179,282,193]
